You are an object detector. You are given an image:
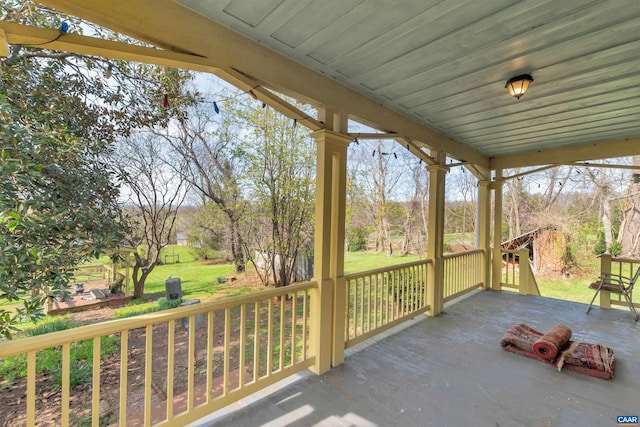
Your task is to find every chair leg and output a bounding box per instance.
[622,293,638,322]
[586,287,600,314]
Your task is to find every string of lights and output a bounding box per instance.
[25,21,70,46]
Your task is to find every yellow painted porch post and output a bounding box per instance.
[599,252,612,309]
[426,152,447,316]
[518,249,530,295]
[310,128,350,374]
[477,179,492,290]
[492,169,503,291]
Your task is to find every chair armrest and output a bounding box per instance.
[599,273,633,291]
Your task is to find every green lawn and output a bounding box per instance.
[536,277,596,305]
[344,251,422,274]
[140,246,237,299]
[1,245,610,328]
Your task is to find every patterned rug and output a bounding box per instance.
[500,324,616,380]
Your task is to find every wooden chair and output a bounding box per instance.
[586,269,639,321]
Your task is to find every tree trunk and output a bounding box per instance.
[602,195,614,249]
[132,253,154,299]
[619,155,640,256]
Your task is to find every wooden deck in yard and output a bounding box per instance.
[46,279,131,316]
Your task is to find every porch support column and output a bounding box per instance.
[310,126,350,374]
[599,252,612,309]
[492,169,503,291]
[477,176,492,290]
[426,152,447,316]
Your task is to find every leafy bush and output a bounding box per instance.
[347,226,370,252]
[593,233,622,256]
[609,241,622,256]
[593,233,607,255]
[157,297,183,311]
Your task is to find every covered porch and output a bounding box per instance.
[1,1,640,426]
[199,291,639,427]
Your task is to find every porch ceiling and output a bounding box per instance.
[195,291,640,427]
[28,1,640,168]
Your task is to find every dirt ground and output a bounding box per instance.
[0,274,268,426]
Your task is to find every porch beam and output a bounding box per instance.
[0,22,324,132]
[0,28,8,57]
[35,0,489,168]
[491,137,640,170]
[347,133,399,140]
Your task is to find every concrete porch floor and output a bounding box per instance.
[196,291,639,427]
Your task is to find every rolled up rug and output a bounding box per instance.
[500,323,616,379]
[500,323,542,353]
[532,324,572,360]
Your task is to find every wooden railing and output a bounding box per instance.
[443,249,484,302]
[0,281,317,426]
[500,249,540,296]
[4,252,498,425]
[500,249,520,291]
[344,260,430,348]
[74,264,112,281]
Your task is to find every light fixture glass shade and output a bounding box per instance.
[505,74,534,99]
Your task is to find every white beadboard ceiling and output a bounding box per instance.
[175,0,640,159]
[27,0,640,167]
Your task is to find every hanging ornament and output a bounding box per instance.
[104,64,113,79]
[293,118,297,127]
[262,102,267,109]
[213,101,220,114]
[59,21,69,34]
[162,94,168,108]
[249,90,258,100]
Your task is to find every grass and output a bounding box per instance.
[1,245,615,331]
[0,317,119,387]
[131,246,235,298]
[344,251,422,274]
[536,277,597,304]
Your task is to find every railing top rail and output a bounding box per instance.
[611,256,640,264]
[344,259,431,281]
[0,280,318,359]
[501,249,521,254]
[443,248,484,260]
[74,264,105,270]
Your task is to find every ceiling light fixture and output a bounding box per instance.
[505,74,533,99]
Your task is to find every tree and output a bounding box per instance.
[154,101,248,272]
[617,156,640,256]
[351,141,404,257]
[0,96,125,338]
[115,133,189,299]
[0,2,194,334]
[236,101,315,287]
